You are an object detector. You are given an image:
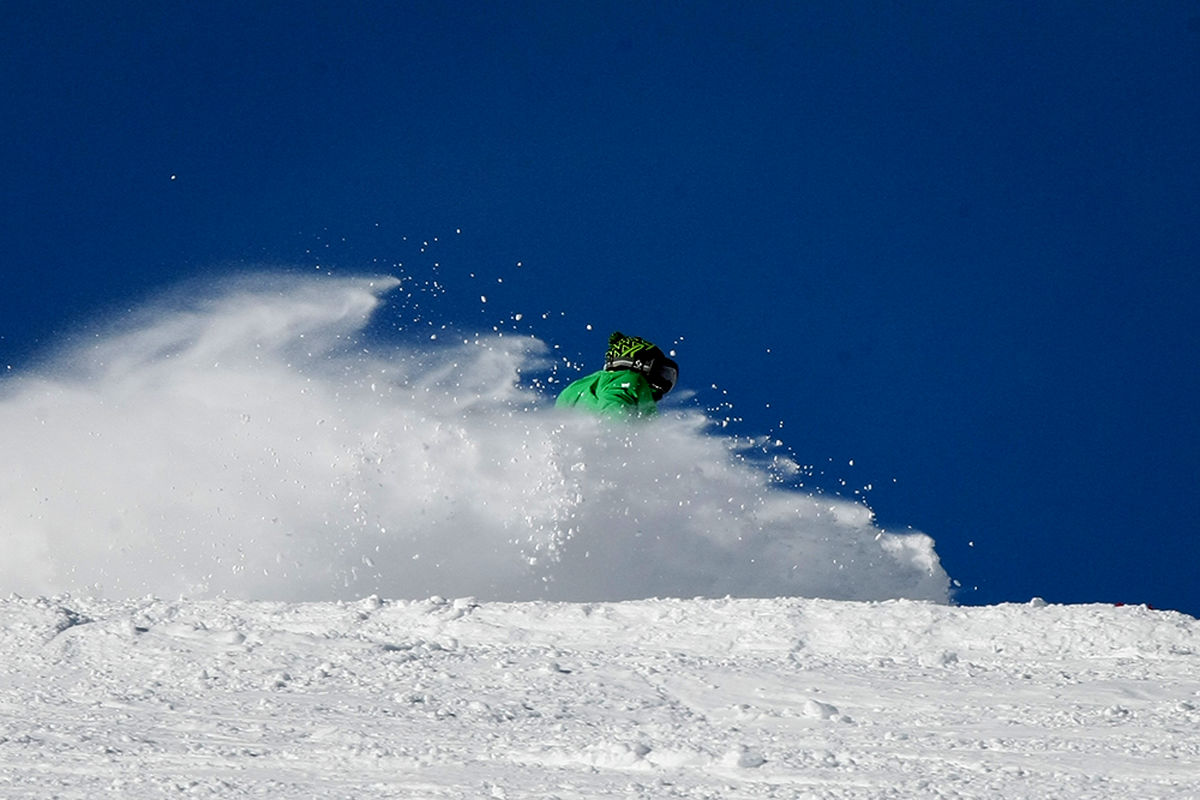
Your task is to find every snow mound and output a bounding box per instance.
[2,595,1197,798]
[0,273,948,602]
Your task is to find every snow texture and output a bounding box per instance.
[1,595,1197,798]
[0,274,946,603]
[1,275,1197,797]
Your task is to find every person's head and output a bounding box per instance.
[603,331,679,401]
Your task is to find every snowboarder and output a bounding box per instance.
[555,331,679,416]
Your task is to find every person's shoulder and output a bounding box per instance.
[558,369,604,387]
[599,370,657,410]
[555,369,605,407]
[598,368,646,386]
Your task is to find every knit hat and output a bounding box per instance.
[604,331,679,400]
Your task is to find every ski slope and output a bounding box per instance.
[3,275,1197,797]
[3,595,1197,798]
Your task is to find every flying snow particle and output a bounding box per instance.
[0,273,952,605]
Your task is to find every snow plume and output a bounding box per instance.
[0,274,950,603]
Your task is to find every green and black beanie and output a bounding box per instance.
[604,331,658,369]
[604,331,679,400]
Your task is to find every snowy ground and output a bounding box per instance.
[3,595,1197,799]
[3,276,1197,796]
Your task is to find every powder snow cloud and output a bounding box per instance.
[0,273,949,602]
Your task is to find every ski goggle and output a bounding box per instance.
[647,357,678,399]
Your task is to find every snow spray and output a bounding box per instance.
[0,274,949,602]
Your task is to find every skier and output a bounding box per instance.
[555,331,679,416]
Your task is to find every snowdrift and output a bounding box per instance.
[1,274,947,603]
[3,594,1197,798]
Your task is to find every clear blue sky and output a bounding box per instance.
[3,2,1198,614]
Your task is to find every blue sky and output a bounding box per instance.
[3,3,1198,614]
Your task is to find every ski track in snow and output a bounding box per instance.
[1,596,1198,798]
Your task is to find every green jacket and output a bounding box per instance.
[555,369,658,417]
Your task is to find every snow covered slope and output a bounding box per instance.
[3,276,1195,796]
[3,595,1197,798]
